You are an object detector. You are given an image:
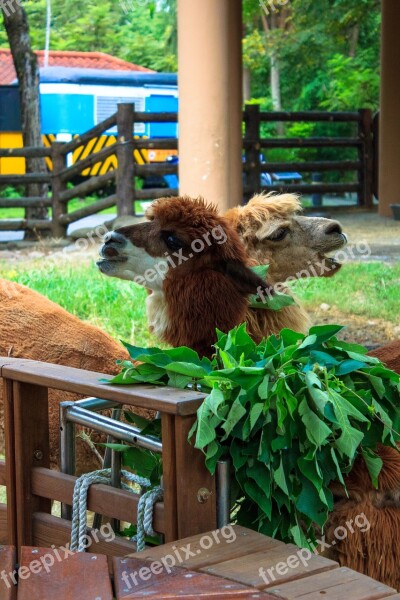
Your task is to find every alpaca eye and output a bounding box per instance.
[162,232,185,251]
[267,227,289,242]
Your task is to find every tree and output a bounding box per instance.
[1,2,48,235]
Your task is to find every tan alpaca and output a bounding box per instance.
[0,279,135,472]
[225,193,347,340]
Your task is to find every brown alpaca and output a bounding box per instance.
[0,279,141,472]
[322,341,400,589]
[98,196,272,358]
[225,193,348,340]
[368,341,400,373]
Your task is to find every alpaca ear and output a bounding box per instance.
[223,261,274,297]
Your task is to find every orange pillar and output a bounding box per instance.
[177,0,243,211]
[379,0,400,217]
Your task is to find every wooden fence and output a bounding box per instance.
[243,105,376,208]
[0,103,178,238]
[0,356,215,555]
[0,105,377,238]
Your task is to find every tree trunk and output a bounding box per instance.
[349,24,360,58]
[243,67,251,102]
[2,3,49,238]
[261,11,284,136]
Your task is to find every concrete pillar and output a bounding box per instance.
[177,0,243,211]
[379,0,400,217]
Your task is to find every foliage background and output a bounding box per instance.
[0,0,381,112]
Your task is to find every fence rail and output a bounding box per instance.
[0,104,377,239]
[243,105,375,207]
[0,356,215,554]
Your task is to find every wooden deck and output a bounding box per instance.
[1,526,398,599]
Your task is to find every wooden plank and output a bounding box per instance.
[0,460,6,485]
[17,546,112,600]
[0,505,8,545]
[0,359,206,416]
[58,143,117,181]
[31,468,165,533]
[174,415,216,539]
[0,147,50,158]
[59,170,116,202]
[0,220,51,231]
[130,525,284,571]
[59,194,117,225]
[0,174,51,184]
[32,512,137,557]
[257,111,361,123]
[61,114,117,154]
[3,379,16,548]
[263,566,396,599]
[257,137,362,148]
[116,103,135,216]
[200,544,337,590]
[134,138,178,150]
[112,557,275,599]
[12,382,51,550]
[0,546,16,600]
[160,414,178,542]
[0,198,51,208]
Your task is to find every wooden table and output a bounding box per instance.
[1,526,398,599]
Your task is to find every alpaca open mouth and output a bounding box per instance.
[318,233,348,275]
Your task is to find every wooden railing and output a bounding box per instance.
[0,104,178,238]
[0,105,377,239]
[0,357,215,556]
[243,105,376,208]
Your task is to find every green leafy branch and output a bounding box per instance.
[109,323,400,548]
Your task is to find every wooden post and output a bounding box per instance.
[161,414,178,542]
[358,109,374,208]
[12,382,51,551]
[244,104,261,201]
[116,103,135,216]
[3,379,17,547]
[51,142,68,237]
[174,415,217,539]
[372,111,380,202]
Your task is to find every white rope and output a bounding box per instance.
[70,468,162,553]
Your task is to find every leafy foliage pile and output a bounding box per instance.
[111,324,400,547]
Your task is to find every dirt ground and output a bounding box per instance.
[0,209,398,348]
[307,210,399,347]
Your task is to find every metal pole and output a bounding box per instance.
[60,401,76,520]
[216,459,231,528]
[66,406,162,453]
[93,407,122,530]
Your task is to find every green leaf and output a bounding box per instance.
[274,458,289,495]
[362,448,383,489]
[249,290,295,311]
[251,264,270,279]
[299,398,332,446]
[250,403,264,431]
[258,375,270,399]
[165,362,208,378]
[336,359,367,375]
[221,394,247,439]
[308,324,344,343]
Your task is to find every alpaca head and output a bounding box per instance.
[225,193,347,284]
[97,196,272,356]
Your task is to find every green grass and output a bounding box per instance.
[292,262,400,323]
[0,259,157,347]
[0,261,398,353]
